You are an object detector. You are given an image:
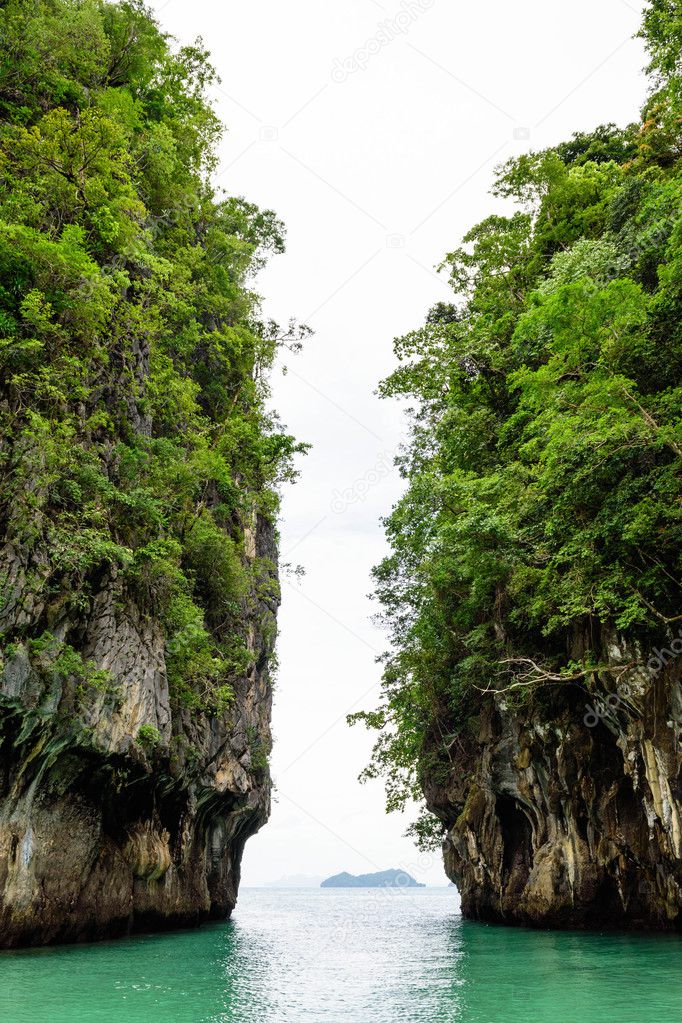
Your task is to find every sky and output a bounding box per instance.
[148,0,648,886]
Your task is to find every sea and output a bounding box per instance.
[2,887,682,1022]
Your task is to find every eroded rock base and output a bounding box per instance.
[427,652,682,930]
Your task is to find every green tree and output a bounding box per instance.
[353,2,682,837]
[0,0,306,714]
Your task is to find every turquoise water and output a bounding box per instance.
[2,888,682,1022]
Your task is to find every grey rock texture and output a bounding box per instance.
[0,518,277,948]
[425,637,682,929]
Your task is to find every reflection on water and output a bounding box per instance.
[1,889,681,1022]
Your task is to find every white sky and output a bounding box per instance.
[148,0,647,885]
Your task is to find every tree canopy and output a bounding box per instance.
[353,2,682,844]
[0,0,305,712]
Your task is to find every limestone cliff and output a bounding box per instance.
[425,636,682,929]
[352,0,682,935]
[0,0,294,948]
[0,516,277,948]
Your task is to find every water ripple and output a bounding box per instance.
[1,889,681,1022]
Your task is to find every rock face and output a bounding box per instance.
[0,519,277,948]
[0,0,290,951]
[425,636,682,929]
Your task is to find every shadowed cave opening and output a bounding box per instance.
[497,795,533,895]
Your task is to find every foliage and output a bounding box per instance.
[353,3,682,818]
[0,0,305,717]
[136,723,161,751]
[246,723,270,772]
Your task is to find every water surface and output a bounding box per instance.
[2,888,681,1022]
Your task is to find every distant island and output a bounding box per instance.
[321,869,425,888]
